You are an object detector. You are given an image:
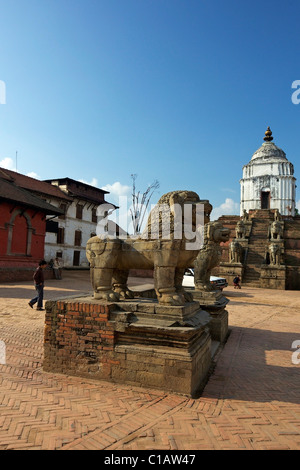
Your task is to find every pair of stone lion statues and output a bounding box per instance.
[86,190,229,306]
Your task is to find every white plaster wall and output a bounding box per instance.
[44,200,98,268]
[240,170,296,216]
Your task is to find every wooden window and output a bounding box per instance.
[57,227,65,244]
[92,208,97,223]
[76,204,83,220]
[74,230,82,247]
[59,203,67,220]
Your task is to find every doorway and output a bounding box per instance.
[73,250,80,266]
[261,191,270,209]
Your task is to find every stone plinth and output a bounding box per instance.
[186,287,229,343]
[219,262,244,285]
[260,265,286,290]
[44,295,213,397]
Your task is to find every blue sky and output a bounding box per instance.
[0,0,300,219]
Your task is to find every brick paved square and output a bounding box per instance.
[0,271,299,450]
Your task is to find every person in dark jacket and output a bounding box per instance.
[233,275,241,289]
[28,260,47,311]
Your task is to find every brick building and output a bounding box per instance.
[0,169,63,282]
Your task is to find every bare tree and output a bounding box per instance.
[130,174,160,235]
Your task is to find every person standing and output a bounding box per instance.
[53,257,62,280]
[28,260,47,311]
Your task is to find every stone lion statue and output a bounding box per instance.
[268,243,282,266]
[269,220,283,240]
[229,240,243,264]
[193,221,230,292]
[86,190,210,306]
[236,219,246,239]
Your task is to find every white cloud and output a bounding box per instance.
[77,180,131,206]
[211,198,239,221]
[79,177,99,187]
[26,171,39,179]
[0,157,40,179]
[296,200,300,212]
[0,157,16,171]
[101,181,131,206]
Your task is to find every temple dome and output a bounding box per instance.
[250,141,288,163]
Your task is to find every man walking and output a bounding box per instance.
[233,274,241,289]
[28,260,47,311]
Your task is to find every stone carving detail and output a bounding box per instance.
[274,209,281,221]
[229,240,243,264]
[269,220,283,240]
[268,243,282,266]
[86,190,206,306]
[193,221,230,292]
[236,220,246,239]
[242,209,249,222]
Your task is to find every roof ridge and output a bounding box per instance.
[0,168,14,181]
[0,176,64,215]
[0,167,72,201]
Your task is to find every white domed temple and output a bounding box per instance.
[214,128,300,291]
[240,127,296,216]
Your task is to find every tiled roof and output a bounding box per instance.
[0,178,64,215]
[0,168,72,201]
[44,177,117,207]
[0,168,14,181]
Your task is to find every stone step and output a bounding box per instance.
[247,252,265,256]
[250,234,269,238]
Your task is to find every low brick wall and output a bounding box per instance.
[44,299,117,380]
[0,267,55,283]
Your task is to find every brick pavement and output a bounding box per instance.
[0,271,299,450]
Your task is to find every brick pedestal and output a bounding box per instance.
[44,296,213,397]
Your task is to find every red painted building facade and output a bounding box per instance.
[0,169,63,282]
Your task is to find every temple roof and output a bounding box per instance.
[250,128,288,163]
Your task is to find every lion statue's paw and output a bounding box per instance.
[159,293,186,306]
[115,288,135,300]
[94,290,120,302]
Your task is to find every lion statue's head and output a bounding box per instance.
[141,190,212,242]
[203,221,230,245]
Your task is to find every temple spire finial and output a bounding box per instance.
[264,126,273,142]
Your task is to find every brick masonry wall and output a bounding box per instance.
[44,300,118,380]
[43,297,213,396]
[0,267,55,283]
